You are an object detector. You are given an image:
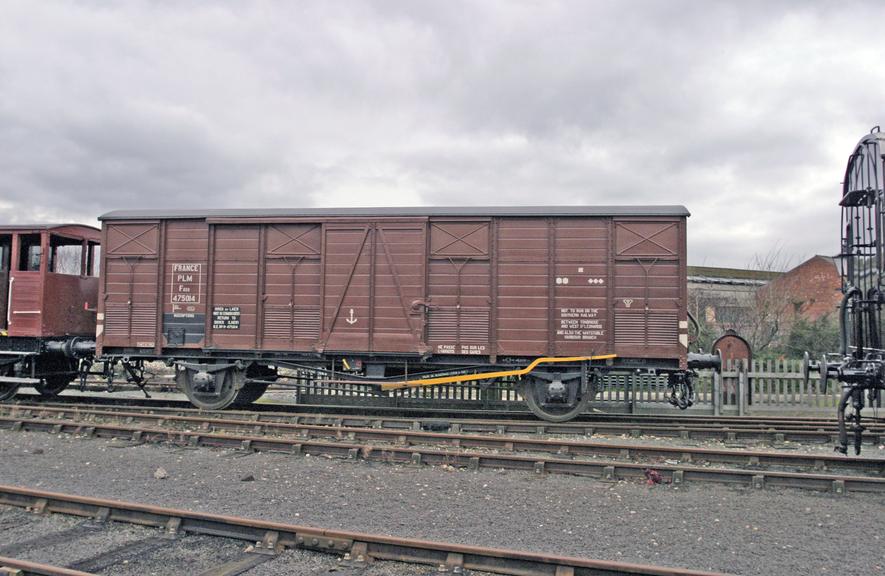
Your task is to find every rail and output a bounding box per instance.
[1,409,882,494]
[0,484,733,576]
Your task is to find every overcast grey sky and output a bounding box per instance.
[1,1,882,267]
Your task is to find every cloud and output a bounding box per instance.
[0,0,883,266]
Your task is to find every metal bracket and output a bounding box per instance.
[295,532,353,553]
[252,530,281,555]
[175,361,240,373]
[339,541,372,568]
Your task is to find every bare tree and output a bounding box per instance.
[689,246,793,356]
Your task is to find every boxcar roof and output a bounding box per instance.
[100,205,690,220]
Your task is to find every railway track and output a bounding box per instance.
[17,390,885,427]
[6,398,885,446]
[3,402,884,475]
[0,484,732,576]
[1,404,883,494]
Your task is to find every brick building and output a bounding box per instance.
[688,256,842,353]
[757,255,841,322]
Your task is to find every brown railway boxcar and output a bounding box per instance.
[0,224,101,401]
[95,206,708,420]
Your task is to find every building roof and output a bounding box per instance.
[0,223,100,233]
[100,205,691,221]
[687,265,782,281]
[687,265,782,287]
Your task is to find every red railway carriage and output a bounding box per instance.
[95,206,708,419]
[0,224,101,400]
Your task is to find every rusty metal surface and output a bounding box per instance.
[9,394,885,444]
[1,406,880,476]
[11,397,884,429]
[0,556,97,576]
[712,330,752,364]
[0,483,729,576]
[98,210,689,367]
[1,411,882,494]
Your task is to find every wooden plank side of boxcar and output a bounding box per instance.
[98,208,688,369]
[161,220,209,349]
[550,217,612,357]
[194,218,431,355]
[205,225,259,350]
[611,218,686,365]
[426,219,491,357]
[261,222,322,351]
[370,220,427,353]
[97,221,162,352]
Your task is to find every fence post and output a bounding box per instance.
[713,370,721,416]
[628,374,635,414]
[738,359,747,416]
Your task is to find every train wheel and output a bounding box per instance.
[178,366,243,410]
[0,365,19,401]
[34,357,77,397]
[233,365,276,406]
[520,374,593,422]
[34,375,72,397]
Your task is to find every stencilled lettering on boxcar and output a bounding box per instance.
[435,344,486,355]
[557,307,606,341]
[170,263,202,304]
[459,345,486,354]
[212,306,241,330]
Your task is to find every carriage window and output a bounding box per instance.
[18,234,42,271]
[49,235,83,275]
[86,242,101,277]
[0,236,10,271]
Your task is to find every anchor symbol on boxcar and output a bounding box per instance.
[346,308,358,325]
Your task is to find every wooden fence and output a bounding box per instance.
[294,358,880,416]
[594,359,849,415]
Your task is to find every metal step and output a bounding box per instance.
[0,376,40,384]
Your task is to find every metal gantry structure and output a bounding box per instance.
[814,127,885,454]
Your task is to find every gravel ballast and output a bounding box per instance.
[1,430,883,575]
[0,505,464,575]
